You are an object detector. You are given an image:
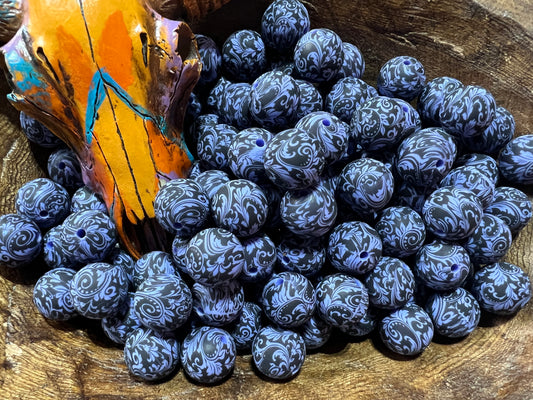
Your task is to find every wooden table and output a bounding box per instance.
[1,0,532,398]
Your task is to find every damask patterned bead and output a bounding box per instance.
[277,235,326,278]
[42,225,75,269]
[0,214,42,268]
[195,34,221,87]
[154,178,210,237]
[33,267,76,320]
[294,79,323,120]
[379,303,434,356]
[395,128,457,189]
[375,206,426,258]
[325,77,378,124]
[252,326,306,380]
[365,257,416,310]
[197,123,239,171]
[417,76,463,126]
[47,148,83,191]
[440,165,495,209]
[187,160,207,179]
[101,294,142,344]
[134,273,192,332]
[250,70,300,130]
[108,247,135,289]
[228,302,262,352]
[327,221,382,275]
[377,56,426,101]
[338,306,379,337]
[133,251,177,289]
[336,42,365,80]
[315,273,369,329]
[19,111,63,148]
[181,326,236,384]
[470,262,532,315]
[70,186,107,214]
[498,134,533,185]
[351,96,421,152]
[70,262,128,319]
[222,29,267,82]
[298,312,332,351]
[422,186,483,241]
[264,127,325,190]
[194,169,231,201]
[192,280,244,326]
[461,106,515,154]
[336,158,394,216]
[295,111,349,164]
[16,178,70,229]
[485,186,532,235]
[261,0,310,53]
[228,127,273,183]
[206,77,231,114]
[455,153,499,186]
[240,234,276,283]
[280,185,337,238]
[261,271,316,328]
[211,179,268,238]
[124,326,179,381]
[439,85,497,138]
[293,28,344,83]
[415,241,471,291]
[218,82,253,129]
[425,287,480,338]
[463,214,512,266]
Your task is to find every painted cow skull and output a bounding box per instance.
[1,0,202,258]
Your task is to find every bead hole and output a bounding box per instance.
[403,60,411,65]
[256,138,265,147]
[451,264,459,272]
[322,118,331,127]
[39,210,49,217]
[76,229,86,238]
[436,159,444,168]
[58,161,66,170]
[360,251,369,259]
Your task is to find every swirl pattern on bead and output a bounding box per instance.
[133,251,177,289]
[228,127,273,183]
[485,186,532,235]
[241,234,277,283]
[197,123,238,171]
[463,214,512,266]
[229,301,262,351]
[440,165,495,209]
[277,235,326,278]
[70,186,107,214]
[222,29,266,82]
[261,0,310,52]
[498,135,533,185]
[33,267,77,320]
[0,214,42,268]
[192,280,244,326]
[417,76,463,126]
[377,56,426,101]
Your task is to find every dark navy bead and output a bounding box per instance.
[228,127,273,183]
[470,262,531,315]
[194,169,231,201]
[195,34,221,86]
[498,134,533,185]
[294,79,323,120]
[277,235,326,278]
[192,280,244,326]
[379,303,434,356]
[440,165,495,209]
[42,225,75,269]
[377,56,426,101]
[0,214,42,268]
[222,30,267,82]
[240,234,276,283]
[33,267,76,320]
[70,186,107,214]
[101,294,142,344]
[133,251,177,289]
[425,287,480,338]
[455,153,499,186]
[47,148,83,190]
[463,214,512,266]
[326,77,378,124]
[252,326,306,380]
[197,123,239,171]
[218,82,253,129]
[206,77,231,114]
[298,313,332,350]
[461,106,515,154]
[485,186,532,235]
[124,326,179,381]
[108,247,135,289]
[16,178,70,229]
[261,0,310,53]
[19,111,63,148]
[293,28,344,83]
[417,76,463,126]
[336,42,365,80]
[228,301,262,352]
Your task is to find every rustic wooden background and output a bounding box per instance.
[1,0,532,399]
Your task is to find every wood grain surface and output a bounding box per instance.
[1,0,532,399]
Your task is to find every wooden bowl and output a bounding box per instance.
[1,0,532,398]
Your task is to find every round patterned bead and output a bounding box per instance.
[461,106,515,154]
[336,158,394,216]
[261,271,316,328]
[485,186,532,235]
[206,77,231,114]
[439,85,497,138]
[298,313,332,350]
[422,186,483,241]
[0,214,42,268]
[295,111,349,164]
[277,235,326,278]
[195,34,221,87]
[498,134,533,185]
[339,306,379,337]
[194,169,231,201]
[395,128,457,189]
[336,42,365,79]
[47,148,83,190]
[133,251,177,289]
[261,0,310,53]
[134,274,192,331]
[293,28,344,83]
[375,206,426,258]
[415,241,471,291]
[218,82,253,129]
[365,257,416,310]
[440,165,495,209]
[19,111,63,148]
[124,326,179,381]
[264,127,325,190]
[425,287,481,338]
[250,70,300,130]
[101,294,142,344]
[240,234,276,283]
[379,303,434,356]
[351,96,421,152]
[33,267,76,320]
[197,123,239,171]
[315,273,369,329]
[252,326,306,380]
[417,76,463,126]
[70,262,128,319]
[327,221,382,275]
[108,247,135,289]
[294,79,323,120]
[280,185,337,238]
[70,186,107,214]
[228,302,262,352]
[455,153,499,186]
[222,29,266,82]
[228,127,273,183]
[154,178,210,237]
[377,56,426,101]
[192,280,244,326]
[470,262,531,315]
[16,178,70,229]
[326,77,378,124]
[42,225,75,269]
[463,214,512,266]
